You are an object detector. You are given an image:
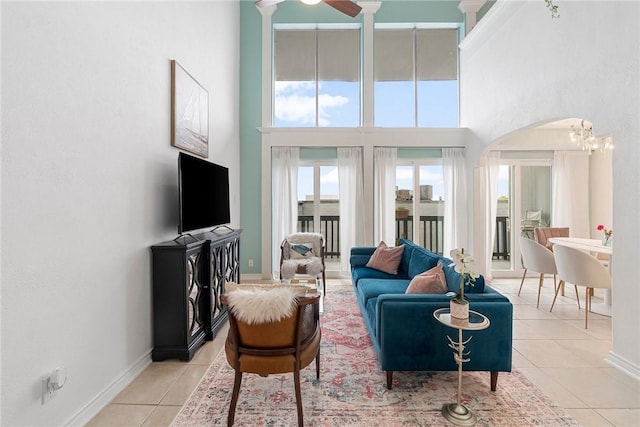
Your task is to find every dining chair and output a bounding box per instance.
[519,237,579,308]
[550,245,612,329]
[222,288,321,427]
[534,226,570,251]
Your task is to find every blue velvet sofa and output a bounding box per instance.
[350,239,512,390]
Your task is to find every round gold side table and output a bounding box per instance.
[433,308,490,426]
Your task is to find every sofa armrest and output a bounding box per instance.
[350,246,376,268]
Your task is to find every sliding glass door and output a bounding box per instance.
[297,162,340,272]
[492,158,552,274]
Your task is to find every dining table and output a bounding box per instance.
[548,237,612,316]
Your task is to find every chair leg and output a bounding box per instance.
[574,285,581,310]
[585,288,591,329]
[517,269,527,296]
[322,269,326,297]
[293,368,304,427]
[550,280,563,312]
[316,348,320,379]
[490,371,498,391]
[386,371,393,390]
[228,370,243,426]
[537,273,544,308]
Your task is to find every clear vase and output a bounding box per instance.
[602,236,611,246]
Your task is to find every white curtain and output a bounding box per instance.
[338,147,364,273]
[552,151,590,237]
[272,147,299,276]
[373,148,397,244]
[442,148,468,256]
[482,152,501,280]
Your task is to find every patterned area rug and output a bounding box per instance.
[173,286,578,427]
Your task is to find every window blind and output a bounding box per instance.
[274,29,360,82]
[374,30,414,81]
[416,29,458,81]
[274,30,316,81]
[318,30,359,82]
[374,28,458,81]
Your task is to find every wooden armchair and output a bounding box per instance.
[222,288,321,427]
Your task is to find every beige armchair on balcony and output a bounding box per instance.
[280,232,326,296]
[521,210,542,239]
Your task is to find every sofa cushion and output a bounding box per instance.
[398,239,419,275]
[407,246,441,278]
[356,278,409,307]
[366,241,405,275]
[289,242,314,259]
[405,263,447,294]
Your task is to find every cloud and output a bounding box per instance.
[274,81,349,126]
[318,93,348,127]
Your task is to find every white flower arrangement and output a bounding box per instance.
[449,249,479,303]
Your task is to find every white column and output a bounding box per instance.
[359,2,381,245]
[458,0,486,35]
[360,1,381,128]
[258,4,276,127]
[258,4,276,278]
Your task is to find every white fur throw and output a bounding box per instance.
[225,285,305,324]
[280,257,324,279]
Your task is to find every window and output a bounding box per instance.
[395,159,444,252]
[374,28,459,127]
[274,28,360,127]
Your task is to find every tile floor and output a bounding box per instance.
[87,277,640,427]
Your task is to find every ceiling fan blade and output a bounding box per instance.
[255,0,285,8]
[323,0,362,17]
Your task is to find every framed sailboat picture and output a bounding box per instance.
[171,60,209,158]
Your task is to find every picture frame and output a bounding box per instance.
[171,60,209,158]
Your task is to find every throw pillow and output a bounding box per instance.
[366,241,405,275]
[405,263,447,294]
[289,242,315,259]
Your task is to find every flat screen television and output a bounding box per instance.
[178,152,230,234]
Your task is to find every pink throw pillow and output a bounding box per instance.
[405,263,448,294]
[366,241,405,275]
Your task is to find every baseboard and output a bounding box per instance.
[240,273,264,281]
[63,350,152,427]
[606,350,640,381]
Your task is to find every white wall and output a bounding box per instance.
[1,2,239,425]
[460,1,639,377]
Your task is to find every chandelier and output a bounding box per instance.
[569,120,614,154]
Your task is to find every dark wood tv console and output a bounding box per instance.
[151,228,241,361]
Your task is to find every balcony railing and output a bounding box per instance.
[297,215,510,261]
[298,216,340,258]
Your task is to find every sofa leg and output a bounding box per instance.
[386,371,393,390]
[490,371,498,391]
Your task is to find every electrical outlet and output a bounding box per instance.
[248,259,254,267]
[42,377,56,404]
[41,367,67,404]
